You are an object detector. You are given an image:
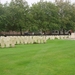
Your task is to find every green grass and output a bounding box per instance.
[0,39,75,75]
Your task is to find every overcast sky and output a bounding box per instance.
[0,0,75,5]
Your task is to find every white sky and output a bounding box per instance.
[0,0,75,5]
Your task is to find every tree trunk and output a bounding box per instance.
[19,25,22,35]
[63,29,65,35]
[59,30,61,35]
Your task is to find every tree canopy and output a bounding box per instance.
[0,0,75,35]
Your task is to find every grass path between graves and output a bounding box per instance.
[0,39,75,75]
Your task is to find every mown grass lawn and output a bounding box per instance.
[0,39,75,75]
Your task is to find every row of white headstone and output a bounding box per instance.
[0,35,70,48]
[0,36,47,48]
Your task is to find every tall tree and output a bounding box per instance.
[0,3,5,32]
[30,1,59,34]
[8,0,29,35]
[55,0,74,34]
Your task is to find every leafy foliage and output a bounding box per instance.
[0,0,75,34]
